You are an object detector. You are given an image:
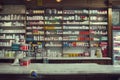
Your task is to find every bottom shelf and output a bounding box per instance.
[47,57,111,65]
[0,57,112,65]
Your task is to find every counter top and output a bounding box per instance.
[0,63,120,75]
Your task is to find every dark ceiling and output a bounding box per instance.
[0,0,25,5]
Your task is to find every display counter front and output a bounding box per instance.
[0,63,120,80]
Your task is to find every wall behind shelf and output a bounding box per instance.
[24,0,109,8]
[0,0,111,8]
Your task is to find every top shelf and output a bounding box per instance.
[26,9,107,15]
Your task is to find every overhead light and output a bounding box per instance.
[26,0,31,2]
[56,0,62,2]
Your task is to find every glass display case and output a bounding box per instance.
[112,8,120,65]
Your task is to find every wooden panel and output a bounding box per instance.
[24,0,110,8]
[42,0,109,8]
[42,0,88,8]
[48,59,112,65]
[24,0,37,8]
[81,60,112,64]
[62,0,88,8]
[112,0,120,6]
[88,0,108,8]
[43,0,62,7]
[0,59,112,64]
[108,8,112,59]
[0,0,24,5]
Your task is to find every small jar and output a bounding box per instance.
[20,57,31,66]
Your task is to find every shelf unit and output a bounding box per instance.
[0,13,26,58]
[62,8,90,58]
[44,8,63,58]
[112,8,120,65]
[26,8,45,57]
[25,7,111,61]
[89,9,108,58]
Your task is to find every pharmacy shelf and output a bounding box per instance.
[34,57,111,60]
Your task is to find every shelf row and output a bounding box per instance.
[0,15,107,21]
[26,9,107,15]
[26,36,107,41]
[0,40,107,47]
[26,25,107,30]
[0,26,107,30]
[26,30,107,35]
[0,46,108,58]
